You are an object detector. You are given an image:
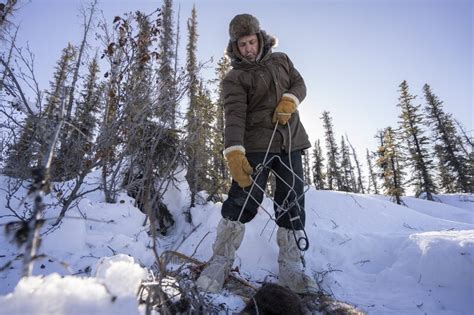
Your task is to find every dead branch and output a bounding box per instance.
[0,57,34,116]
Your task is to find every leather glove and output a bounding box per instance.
[272,94,298,125]
[224,147,253,188]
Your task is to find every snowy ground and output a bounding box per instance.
[0,171,473,314]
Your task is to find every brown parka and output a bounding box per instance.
[223,31,311,154]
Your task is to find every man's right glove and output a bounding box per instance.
[224,146,253,188]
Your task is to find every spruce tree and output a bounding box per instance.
[43,44,76,123]
[186,5,198,105]
[183,6,220,205]
[302,150,311,186]
[376,127,405,204]
[340,136,356,192]
[3,117,37,178]
[423,84,472,192]
[434,144,457,193]
[196,82,217,197]
[321,111,342,190]
[55,57,102,179]
[157,0,177,128]
[397,80,437,200]
[311,139,326,190]
[211,56,232,196]
[185,5,200,208]
[5,43,76,177]
[39,43,76,177]
[366,149,379,194]
[53,1,98,179]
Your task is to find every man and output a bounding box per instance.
[196,13,318,294]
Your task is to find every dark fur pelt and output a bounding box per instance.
[240,283,305,315]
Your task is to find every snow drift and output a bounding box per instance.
[0,173,472,314]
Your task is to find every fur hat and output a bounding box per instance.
[229,14,260,42]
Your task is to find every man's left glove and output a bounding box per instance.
[224,146,253,188]
[272,94,299,125]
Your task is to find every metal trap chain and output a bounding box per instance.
[236,122,310,252]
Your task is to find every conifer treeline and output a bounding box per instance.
[0,0,472,237]
[312,81,472,204]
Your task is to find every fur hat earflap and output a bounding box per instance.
[229,14,260,42]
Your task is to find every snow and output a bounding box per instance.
[0,171,473,314]
[0,254,146,315]
[94,255,148,298]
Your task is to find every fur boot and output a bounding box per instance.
[196,218,245,292]
[277,227,319,294]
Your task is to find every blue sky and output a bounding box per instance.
[11,0,473,161]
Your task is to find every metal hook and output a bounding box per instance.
[294,229,309,251]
